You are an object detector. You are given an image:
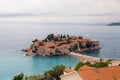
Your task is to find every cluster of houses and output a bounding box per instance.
[24,34,100,56]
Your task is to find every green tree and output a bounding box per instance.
[67,34,69,37]
[79,42,85,49]
[70,44,78,51]
[45,65,65,80]
[46,34,54,41]
[62,34,66,38]
[84,61,91,66]
[32,39,38,43]
[74,62,84,70]
[86,41,92,48]
[13,73,24,80]
[74,60,110,70]
[60,34,63,38]
[78,36,83,39]
[92,61,109,68]
[25,65,65,80]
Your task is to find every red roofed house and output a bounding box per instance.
[60,65,120,80]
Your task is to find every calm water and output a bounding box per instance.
[0,23,120,80]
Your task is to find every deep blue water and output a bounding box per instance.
[0,23,120,80]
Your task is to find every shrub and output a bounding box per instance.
[32,39,38,43]
[47,34,54,41]
[21,65,65,80]
[74,62,84,70]
[74,60,110,70]
[78,36,83,39]
[79,42,85,49]
[86,41,92,48]
[39,42,44,46]
[13,73,24,80]
[70,44,78,51]
[45,65,65,80]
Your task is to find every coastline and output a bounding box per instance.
[70,52,120,66]
[69,52,107,63]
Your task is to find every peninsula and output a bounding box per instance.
[23,34,100,56]
[107,22,120,26]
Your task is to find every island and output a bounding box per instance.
[107,22,120,26]
[23,34,100,56]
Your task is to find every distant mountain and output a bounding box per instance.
[107,22,120,26]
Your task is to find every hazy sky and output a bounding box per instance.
[0,0,120,24]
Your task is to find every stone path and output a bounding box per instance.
[70,52,106,63]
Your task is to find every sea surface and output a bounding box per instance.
[0,23,120,80]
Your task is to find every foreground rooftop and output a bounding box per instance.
[61,65,120,80]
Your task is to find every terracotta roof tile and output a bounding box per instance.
[64,66,120,80]
[60,44,70,47]
[64,68,73,73]
[79,65,92,71]
[77,66,120,80]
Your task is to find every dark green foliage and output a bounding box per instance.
[74,61,91,70]
[30,44,34,49]
[25,65,65,80]
[67,34,69,37]
[42,40,45,42]
[54,37,59,41]
[74,62,84,70]
[86,41,92,48]
[67,40,71,44]
[32,39,38,43]
[44,38,47,42]
[70,44,78,51]
[62,35,66,38]
[32,49,37,53]
[84,61,91,66]
[92,61,109,68]
[45,65,65,80]
[55,48,61,53]
[13,73,24,80]
[46,34,54,41]
[78,36,83,39]
[26,74,53,80]
[79,42,85,49]
[74,60,110,70]
[60,34,63,38]
[39,42,44,46]
[32,46,38,53]
[49,46,55,49]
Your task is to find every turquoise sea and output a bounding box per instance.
[0,23,120,80]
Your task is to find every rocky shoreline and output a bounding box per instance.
[23,34,100,56]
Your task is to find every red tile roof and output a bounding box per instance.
[60,44,70,47]
[64,68,73,73]
[65,65,120,80]
[78,66,120,80]
[79,65,92,71]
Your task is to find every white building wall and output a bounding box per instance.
[61,71,83,80]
